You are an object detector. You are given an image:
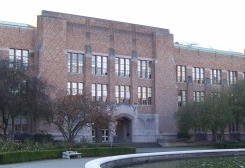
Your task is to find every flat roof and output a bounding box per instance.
[0,20,33,28]
[174,43,244,57]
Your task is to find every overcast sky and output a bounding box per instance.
[0,0,244,53]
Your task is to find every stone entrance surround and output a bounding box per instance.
[85,149,245,168]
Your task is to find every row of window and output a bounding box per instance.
[7,50,244,86]
[67,52,153,79]
[67,82,152,105]
[178,90,222,107]
[178,90,205,107]
[9,49,29,69]
[177,65,242,85]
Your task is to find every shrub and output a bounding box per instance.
[32,133,54,143]
[0,145,136,164]
[214,142,245,149]
[14,132,31,142]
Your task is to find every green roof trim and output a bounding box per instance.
[174,43,244,57]
[0,20,33,28]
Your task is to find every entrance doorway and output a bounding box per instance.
[115,117,132,143]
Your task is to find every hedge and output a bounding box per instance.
[0,146,136,164]
[214,142,245,149]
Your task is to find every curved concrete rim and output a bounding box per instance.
[85,149,245,168]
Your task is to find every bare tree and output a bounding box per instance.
[49,93,114,143]
[0,59,51,140]
[0,59,29,139]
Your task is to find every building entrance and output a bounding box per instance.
[115,117,132,143]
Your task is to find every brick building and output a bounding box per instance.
[0,10,245,143]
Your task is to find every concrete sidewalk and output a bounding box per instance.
[0,147,212,168]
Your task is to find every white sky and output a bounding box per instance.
[0,0,244,53]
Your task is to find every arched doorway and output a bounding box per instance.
[115,117,132,143]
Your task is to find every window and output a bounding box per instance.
[138,87,152,105]
[115,85,130,103]
[192,67,204,84]
[92,129,96,142]
[193,91,204,102]
[115,57,130,77]
[243,72,245,79]
[138,60,152,79]
[13,115,28,132]
[67,82,83,95]
[92,55,107,75]
[92,84,107,102]
[178,90,186,107]
[177,65,186,82]
[101,129,109,142]
[210,69,221,85]
[227,71,237,85]
[229,119,239,133]
[211,92,220,100]
[9,49,29,69]
[67,52,83,73]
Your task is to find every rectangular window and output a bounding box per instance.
[67,52,84,73]
[210,69,221,85]
[115,85,130,103]
[178,90,186,107]
[115,57,130,77]
[9,48,29,69]
[227,71,237,85]
[193,91,204,102]
[92,55,107,75]
[138,86,152,105]
[177,65,186,82]
[192,67,204,84]
[211,92,220,100]
[92,83,107,102]
[243,72,245,79]
[138,60,152,79]
[67,82,83,95]
[101,129,109,142]
[147,87,152,105]
[229,119,239,133]
[92,129,96,142]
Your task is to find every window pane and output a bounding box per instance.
[125,59,130,77]
[142,87,147,105]
[115,58,119,76]
[102,85,107,102]
[78,54,83,73]
[115,85,119,103]
[92,56,96,74]
[125,86,130,103]
[96,56,102,75]
[92,84,96,101]
[120,58,125,76]
[78,83,83,94]
[147,61,152,78]
[138,87,141,104]
[120,86,125,103]
[142,61,146,78]
[147,87,152,105]
[97,84,102,101]
[72,53,77,73]
[102,57,107,75]
[67,82,71,95]
[138,60,141,78]
[72,82,77,95]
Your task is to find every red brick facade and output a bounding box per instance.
[0,10,245,142]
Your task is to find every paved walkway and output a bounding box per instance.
[0,147,212,168]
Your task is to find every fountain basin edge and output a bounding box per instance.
[85,149,245,168]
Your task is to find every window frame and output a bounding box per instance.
[177,65,186,82]
[92,55,108,75]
